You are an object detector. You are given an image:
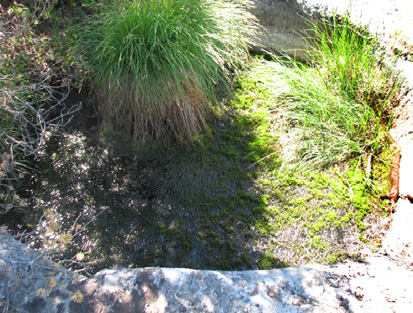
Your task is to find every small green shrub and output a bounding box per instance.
[77,0,258,143]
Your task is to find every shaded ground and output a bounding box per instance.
[1,58,393,275]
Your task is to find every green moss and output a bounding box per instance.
[160,225,178,237]
[311,236,329,252]
[324,210,338,223]
[311,220,326,235]
[255,220,273,235]
[180,234,192,250]
[258,253,288,269]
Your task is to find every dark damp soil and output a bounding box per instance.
[3,103,275,273]
[0,61,392,275]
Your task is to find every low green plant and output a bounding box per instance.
[262,14,403,168]
[309,15,402,114]
[77,0,258,143]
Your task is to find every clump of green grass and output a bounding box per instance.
[272,61,380,166]
[309,15,402,113]
[264,15,403,168]
[77,0,258,143]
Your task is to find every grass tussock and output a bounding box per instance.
[309,15,402,119]
[77,0,258,143]
[265,15,403,168]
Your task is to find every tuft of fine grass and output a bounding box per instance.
[308,15,402,120]
[263,15,403,168]
[271,60,381,167]
[77,0,258,143]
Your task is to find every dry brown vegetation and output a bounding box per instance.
[96,73,211,143]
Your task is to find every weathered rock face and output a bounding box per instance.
[252,0,413,60]
[0,232,356,313]
[251,0,315,61]
[0,232,82,312]
[2,230,413,313]
[75,266,353,313]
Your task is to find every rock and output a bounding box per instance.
[382,199,413,267]
[0,231,356,312]
[252,0,413,61]
[251,0,315,61]
[2,229,412,313]
[333,257,413,313]
[0,231,83,313]
[76,266,354,313]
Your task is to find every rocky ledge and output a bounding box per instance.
[1,230,412,313]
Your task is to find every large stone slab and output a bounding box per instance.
[0,232,355,313]
[2,231,413,313]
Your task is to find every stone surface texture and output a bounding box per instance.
[251,0,313,60]
[253,0,413,60]
[2,0,413,312]
[1,230,413,313]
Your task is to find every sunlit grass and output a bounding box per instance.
[260,15,403,168]
[77,0,258,143]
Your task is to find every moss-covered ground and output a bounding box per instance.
[3,57,393,274]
